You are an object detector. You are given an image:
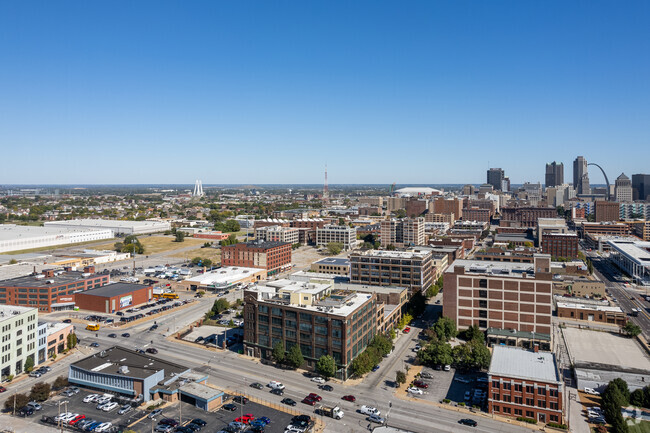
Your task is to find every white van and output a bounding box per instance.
[360,405,380,416]
[268,381,285,390]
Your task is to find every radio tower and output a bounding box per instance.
[323,165,329,204]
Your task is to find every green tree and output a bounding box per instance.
[602,381,628,428]
[369,334,392,357]
[586,258,594,275]
[113,241,124,252]
[467,340,491,370]
[67,333,78,350]
[408,291,427,317]
[624,321,641,337]
[460,325,484,343]
[326,242,344,256]
[29,381,51,402]
[286,345,304,369]
[630,388,646,407]
[417,340,453,367]
[211,298,231,314]
[425,284,439,299]
[395,209,407,219]
[220,234,239,246]
[4,393,29,412]
[389,328,396,340]
[174,231,185,242]
[397,312,413,330]
[433,316,457,341]
[350,350,374,377]
[53,375,68,390]
[316,355,337,378]
[611,378,631,405]
[23,355,34,372]
[396,371,406,387]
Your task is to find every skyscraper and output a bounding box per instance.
[545,161,564,187]
[615,173,632,203]
[487,168,505,191]
[573,156,590,195]
[632,174,650,202]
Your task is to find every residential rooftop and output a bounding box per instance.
[446,258,546,277]
[0,305,37,323]
[489,346,560,383]
[228,240,291,249]
[350,249,431,259]
[313,257,350,266]
[184,266,264,287]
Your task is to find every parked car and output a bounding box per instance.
[222,403,237,411]
[84,394,99,403]
[159,418,179,426]
[27,401,42,411]
[403,327,411,333]
[103,401,120,411]
[371,365,380,372]
[413,380,429,389]
[0,386,6,393]
[148,408,163,419]
[233,396,249,404]
[19,407,35,417]
[191,419,207,427]
[29,371,41,378]
[584,387,601,395]
[154,425,174,433]
[407,387,423,395]
[146,347,158,354]
[63,319,72,323]
[118,404,133,415]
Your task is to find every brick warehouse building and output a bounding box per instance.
[221,240,292,276]
[0,266,109,312]
[541,233,578,259]
[443,255,553,346]
[488,346,564,425]
[74,282,153,313]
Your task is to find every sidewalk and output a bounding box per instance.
[567,388,590,433]
[0,416,58,433]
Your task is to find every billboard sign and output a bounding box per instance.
[119,295,133,308]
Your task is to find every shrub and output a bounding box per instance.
[442,398,451,404]
[458,402,465,406]
[546,422,567,430]
[516,417,537,424]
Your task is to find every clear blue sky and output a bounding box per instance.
[1,1,649,185]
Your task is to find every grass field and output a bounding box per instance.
[92,235,207,255]
[629,420,650,433]
[170,247,221,263]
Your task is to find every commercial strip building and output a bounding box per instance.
[315,225,357,250]
[443,255,553,347]
[608,239,650,286]
[349,249,435,293]
[180,266,266,292]
[69,346,223,408]
[1,305,38,380]
[0,224,113,254]
[310,257,350,277]
[556,301,627,326]
[73,283,154,313]
[44,219,171,235]
[488,346,564,425]
[221,240,292,276]
[380,218,425,248]
[243,279,377,379]
[43,322,74,360]
[0,267,109,312]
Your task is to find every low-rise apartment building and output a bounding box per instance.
[443,255,553,345]
[488,346,564,425]
[1,305,39,379]
[310,258,350,277]
[316,225,357,250]
[255,225,300,245]
[221,240,292,276]
[349,249,434,293]
[243,279,377,379]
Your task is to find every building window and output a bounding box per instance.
[479,289,487,298]
[526,410,534,418]
[526,398,534,406]
[538,400,546,408]
[479,279,488,288]
[514,409,522,416]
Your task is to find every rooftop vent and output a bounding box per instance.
[119,365,130,374]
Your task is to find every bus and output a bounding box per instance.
[153,292,179,299]
[86,323,100,331]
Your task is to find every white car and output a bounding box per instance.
[96,396,111,405]
[84,394,99,403]
[407,387,423,395]
[102,401,119,412]
[268,381,285,390]
[584,387,601,395]
[62,413,79,423]
[368,414,386,424]
[284,426,305,433]
[360,405,380,416]
[55,412,72,422]
[311,376,325,384]
[95,422,113,432]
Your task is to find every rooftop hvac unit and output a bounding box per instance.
[119,365,130,374]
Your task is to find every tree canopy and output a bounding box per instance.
[326,242,344,255]
[286,345,304,369]
[316,355,337,378]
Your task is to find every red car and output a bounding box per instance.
[307,393,322,402]
[0,386,7,393]
[413,380,429,389]
[302,397,316,406]
[403,327,411,333]
[68,415,86,425]
[235,414,255,424]
[342,395,356,402]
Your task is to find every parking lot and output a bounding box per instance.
[27,387,304,433]
[411,366,488,410]
[183,325,244,351]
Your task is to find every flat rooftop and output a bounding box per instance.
[557,301,623,313]
[446,259,538,277]
[0,270,98,288]
[0,305,36,323]
[489,346,559,383]
[44,219,168,229]
[351,250,431,259]
[44,321,73,335]
[314,257,350,266]
[230,240,291,249]
[0,223,109,241]
[607,239,650,267]
[78,282,151,298]
[184,266,263,286]
[72,346,187,380]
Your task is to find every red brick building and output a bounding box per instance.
[0,266,109,312]
[501,207,557,228]
[488,346,564,425]
[73,282,153,313]
[541,233,578,258]
[221,240,292,276]
[462,207,491,222]
[594,201,621,223]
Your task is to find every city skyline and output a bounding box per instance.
[1,1,649,184]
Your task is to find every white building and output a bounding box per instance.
[380,218,425,248]
[608,239,650,286]
[0,224,113,254]
[1,305,39,379]
[615,173,633,203]
[255,225,300,245]
[316,225,357,250]
[44,219,171,235]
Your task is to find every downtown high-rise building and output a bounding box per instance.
[545,161,564,187]
[573,156,590,195]
[487,168,505,191]
[615,173,633,203]
[632,174,650,202]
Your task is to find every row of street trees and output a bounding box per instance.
[417,319,491,371]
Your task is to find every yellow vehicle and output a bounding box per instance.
[86,323,100,331]
[153,292,179,299]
